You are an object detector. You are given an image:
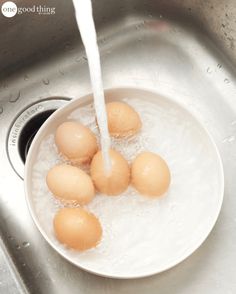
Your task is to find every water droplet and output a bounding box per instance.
[15,245,21,250]
[24,75,29,81]
[42,78,50,85]
[9,91,21,103]
[207,67,212,73]
[223,135,235,143]
[222,23,226,28]
[217,63,222,68]
[83,56,88,61]
[159,14,163,18]
[224,78,230,83]
[22,241,30,248]
[7,235,13,240]
[0,106,3,114]
[22,263,26,267]
[75,57,81,63]
[64,43,71,51]
[59,69,64,76]
[148,14,153,18]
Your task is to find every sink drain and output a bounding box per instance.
[7,98,70,179]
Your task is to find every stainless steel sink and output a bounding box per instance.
[0,0,236,293]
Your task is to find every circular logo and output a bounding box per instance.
[1,1,17,18]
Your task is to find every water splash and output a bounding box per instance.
[9,91,21,103]
[59,69,65,76]
[217,63,222,68]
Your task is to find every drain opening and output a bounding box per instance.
[7,98,70,179]
[18,110,55,163]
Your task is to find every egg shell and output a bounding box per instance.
[90,149,130,195]
[55,121,98,164]
[131,152,171,197]
[54,207,102,251]
[106,101,142,137]
[46,164,95,205]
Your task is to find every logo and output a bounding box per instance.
[1,1,56,17]
[1,1,17,18]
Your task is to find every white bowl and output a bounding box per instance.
[25,88,224,279]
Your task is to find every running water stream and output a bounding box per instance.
[72,0,111,172]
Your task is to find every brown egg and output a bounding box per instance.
[131,152,171,197]
[46,164,95,205]
[106,101,142,137]
[55,121,98,164]
[54,207,102,251]
[90,149,130,195]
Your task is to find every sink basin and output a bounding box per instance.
[0,0,236,293]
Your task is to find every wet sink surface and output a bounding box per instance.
[0,0,236,293]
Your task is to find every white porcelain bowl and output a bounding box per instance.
[25,88,224,279]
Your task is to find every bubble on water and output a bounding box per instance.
[224,78,230,83]
[9,91,21,103]
[0,106,3,114]
[22,241,30,248]
[42,79,50,85]
[24,75,29,81]
[206,67,212,73]
[222,135,235,143]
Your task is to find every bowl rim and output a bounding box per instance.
[24,87,225,279]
